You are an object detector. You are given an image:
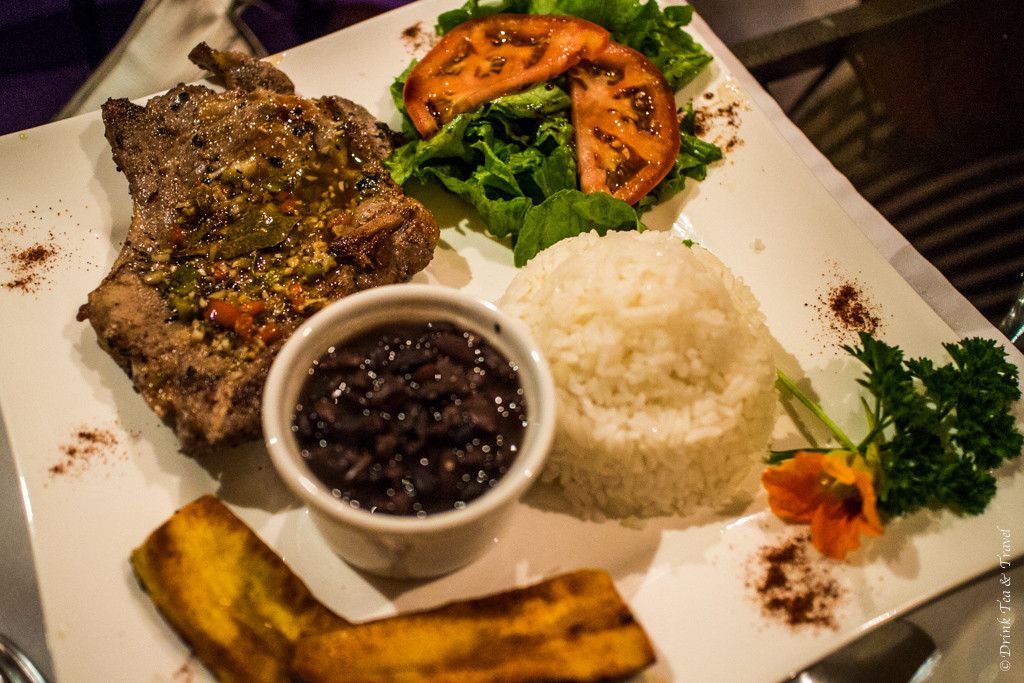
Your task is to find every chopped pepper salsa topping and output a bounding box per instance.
[148,135,378,354]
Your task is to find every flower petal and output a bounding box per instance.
[761,451,828,522]
[852,470,885,537]
[763,450,885,560]
[810,499,864,559]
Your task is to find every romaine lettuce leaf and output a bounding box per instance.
[386,0,719,265]
[637,103,724,213]
[514,189,641,266]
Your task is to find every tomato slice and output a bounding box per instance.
[403,14,610,138]
[569,42,680,205]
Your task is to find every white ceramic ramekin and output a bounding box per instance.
[262,283,555,579]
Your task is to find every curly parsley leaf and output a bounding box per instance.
[841,333,1023,517]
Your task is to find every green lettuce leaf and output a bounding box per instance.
[514,189,641,266]
[384,83,581,245]
[637,103,724,212]
[387,0,719,265]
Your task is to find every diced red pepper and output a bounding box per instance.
[275,191,299,215]
[211,260,229,281]
[233,313,255,343]
[287,281,305,309]
[238,300,266,316]
[258,323,282,345]
[204,300,256,343]
[326,211,352,233]
[205,299,239,328]
[170,224,186,249]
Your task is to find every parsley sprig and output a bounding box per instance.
[771,332,1023,518]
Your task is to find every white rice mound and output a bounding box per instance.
[499,230,777,520]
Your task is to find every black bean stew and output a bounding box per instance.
[292,320,527,516]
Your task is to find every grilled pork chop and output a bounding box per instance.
[78,44,440,456]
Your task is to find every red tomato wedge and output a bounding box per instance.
[569,42,680,205]
[403,14,610,138]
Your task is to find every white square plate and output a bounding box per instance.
[0,1,1020,680]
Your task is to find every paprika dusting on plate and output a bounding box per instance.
[749,533,846,630]
[811,264,885,346]
[826,282,882,335]
[1,224,63,294]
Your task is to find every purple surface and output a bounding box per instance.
[239,0,418,55]
[0,0,417,136]
[0,0,146,135]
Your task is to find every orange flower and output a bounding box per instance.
[761,450,884,560]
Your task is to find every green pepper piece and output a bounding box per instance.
[216,207,301,260]
[165,263,199,296]
[298,260,325,283]
[167,294,198,321]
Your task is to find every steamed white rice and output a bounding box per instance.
[499,230,777,519]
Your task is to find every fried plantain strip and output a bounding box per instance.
[291,568,656,683]
[131,494,348,683]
